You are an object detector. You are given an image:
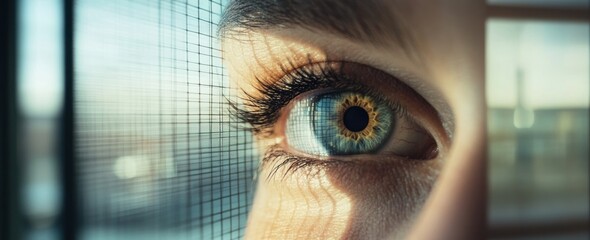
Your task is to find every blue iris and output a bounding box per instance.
[285,91,393,156]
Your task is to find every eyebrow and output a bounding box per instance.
[218,0,416,55]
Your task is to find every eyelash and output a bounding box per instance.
[229,61,414,179]
[262,145,346,181]
[230,61,406,137]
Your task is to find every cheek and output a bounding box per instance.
[245,159,441,239]
[246,169,353,239]
[327,160,441,239]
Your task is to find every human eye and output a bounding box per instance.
[232,61,446,180]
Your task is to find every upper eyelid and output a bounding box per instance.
[229,60,448,153]
[230,61,407,136]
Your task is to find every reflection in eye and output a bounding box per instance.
[232,61,441,178]
[285,91,393,156]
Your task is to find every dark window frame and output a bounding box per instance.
[1,0,19,239]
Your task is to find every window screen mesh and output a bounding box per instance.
[75,0,257,239]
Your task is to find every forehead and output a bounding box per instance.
[219,0,415,49]
[218,1,480,68]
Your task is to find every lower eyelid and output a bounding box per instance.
[261,144,440,183]
[261,145,339,181]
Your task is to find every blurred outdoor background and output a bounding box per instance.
[486,1,589,239]
[1,0,588,240]
[4,0,259,239]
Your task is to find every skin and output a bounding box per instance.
[222,0,486,239]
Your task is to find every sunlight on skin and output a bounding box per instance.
[223,32,445,238]
[222,0,485,239]
[247,168,353,239]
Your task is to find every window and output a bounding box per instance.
[75,0,257,239]
[487,3,589,239]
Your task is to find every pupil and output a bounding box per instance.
[343,106,369,132]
